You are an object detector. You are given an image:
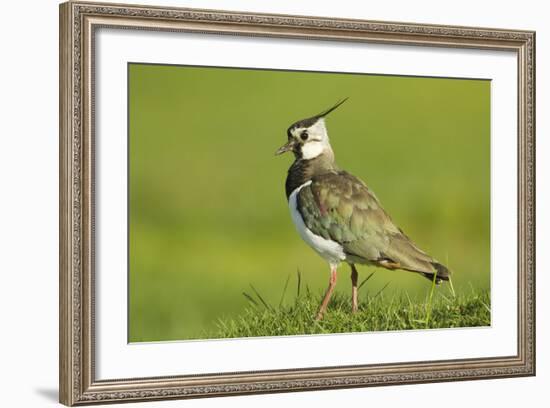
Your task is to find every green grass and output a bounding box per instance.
[209,276,491,339]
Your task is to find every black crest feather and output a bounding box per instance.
[288,98,349,133]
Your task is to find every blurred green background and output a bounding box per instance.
[128,63,490,342]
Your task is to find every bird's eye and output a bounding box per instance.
[300,131,309,141]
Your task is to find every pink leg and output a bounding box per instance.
[316,264,338,321]
[350,264,358,313]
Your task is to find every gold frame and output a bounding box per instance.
[59,1,536,405]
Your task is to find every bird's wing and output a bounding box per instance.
[296,171,449,281]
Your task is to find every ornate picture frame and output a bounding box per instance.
[59,1,535,405]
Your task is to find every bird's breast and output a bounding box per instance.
[288,181,346,266]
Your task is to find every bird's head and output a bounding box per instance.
[275,98,348,160]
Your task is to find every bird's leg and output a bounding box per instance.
[316,264,338,321]
[350,264,358,313]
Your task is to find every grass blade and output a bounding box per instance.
[445,253,456,298]
[296,269,302,298]
[371,282,391,302]
[358,272,375,291]
[448,276,456,298]
[242,291,259,307]
[250,284,272,311]
[279,274,291,308]
[375,282,390,298]
[425,269,439,327]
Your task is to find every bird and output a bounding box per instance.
[275,99,450,321]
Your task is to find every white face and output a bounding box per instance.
[290,119,332,160]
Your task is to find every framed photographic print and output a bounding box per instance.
[59,1,536,405]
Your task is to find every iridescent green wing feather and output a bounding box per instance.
[296,171,449,281]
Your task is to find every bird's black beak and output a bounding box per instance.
[275,140,295,156]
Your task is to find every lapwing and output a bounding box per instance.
[276,99,450,320]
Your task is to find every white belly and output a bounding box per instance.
[288,181,346,266]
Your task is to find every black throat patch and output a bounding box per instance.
[285,154,338,199]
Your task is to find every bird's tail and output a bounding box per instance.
[422,262,450,284]
[381,234,451,284]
